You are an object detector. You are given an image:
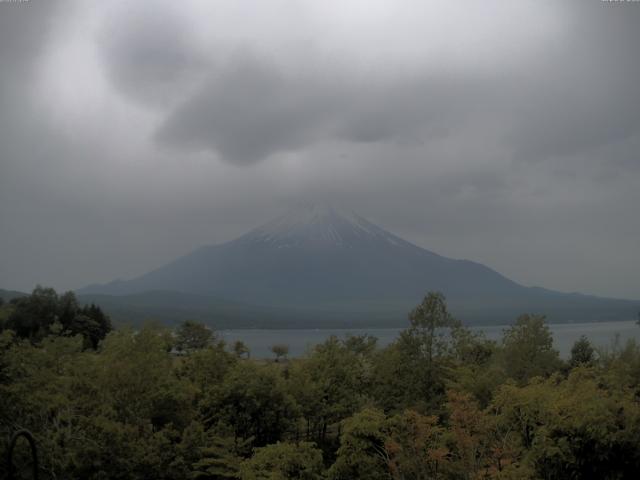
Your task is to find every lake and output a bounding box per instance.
[220,320,640,359]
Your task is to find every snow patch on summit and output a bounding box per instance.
[240,205,407,249]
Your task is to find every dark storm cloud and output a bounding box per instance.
[155,55,347,164]
[99,2,209,108]
[140,1,640,168]
[154,55,493,164]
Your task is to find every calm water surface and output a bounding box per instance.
[220,321,640,359]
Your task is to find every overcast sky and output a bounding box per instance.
[1,0,639,299]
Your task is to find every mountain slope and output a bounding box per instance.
[79,205,638,326]
[0,288,28,303]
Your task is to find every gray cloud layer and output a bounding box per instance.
[1,0,639,300]
[101,2,640,168]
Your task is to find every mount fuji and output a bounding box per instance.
[78,205,638,327]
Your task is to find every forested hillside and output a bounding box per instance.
[2,290,640,479]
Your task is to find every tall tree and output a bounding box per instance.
[240,442,324,480]
[6,285,59,341]
[202,362,299,447]
[4,287,111,348]
[233,340,250,359]
[569,335,595,368]
[328,408,390,480]
[405,292,460,362]
[289,336,368,444]
[270,344,289,362]
[175,320,215,353]
[501,314,562,383]
[373,292,460,412]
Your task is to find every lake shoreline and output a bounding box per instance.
[219,320,640,359]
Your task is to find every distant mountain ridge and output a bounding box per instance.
[78,205,638,327]
[0,288,28,302]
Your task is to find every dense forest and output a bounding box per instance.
[2,288,640,479]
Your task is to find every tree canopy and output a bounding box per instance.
[2,290,640,479]
[2,286,111,348]
[175,319,215,353]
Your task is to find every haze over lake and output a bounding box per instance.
[221,320,640,359]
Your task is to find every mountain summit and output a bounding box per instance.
[241,204,426,250]
[79,205,637,326]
